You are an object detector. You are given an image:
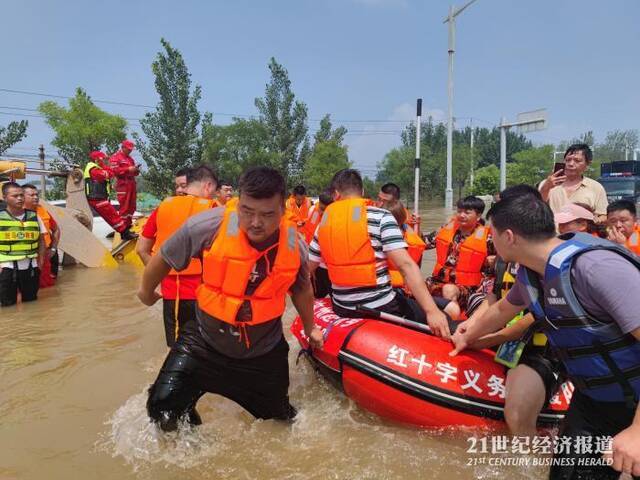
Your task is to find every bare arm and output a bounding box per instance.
[291,283,323,349]
[450,296,523,355]
[387,248,451,338]
[136,236,155,266]
[468,312,534,350]
[137,253,170,305]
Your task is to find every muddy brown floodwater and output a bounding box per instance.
[1,200,552,480]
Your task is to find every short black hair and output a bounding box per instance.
[564,143,593,163]
[21,183,38,191]
[219,179,233,188]
[239,166,286,200]
[456,195,485,215]
[175,167,190,178]
[331,169,363,195]
[2,182,22,197]
[381,182,401,200]
[487,195,556,241]
[319,189,333,206]
[293,185,306,196]
[187,165,218,188]
[498,184,542,202]
[607,199,637,217]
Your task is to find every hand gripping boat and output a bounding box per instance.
[291,298,572,429]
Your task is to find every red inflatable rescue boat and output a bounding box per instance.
[291,298,572,429]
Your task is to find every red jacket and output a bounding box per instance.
[109,150,138,180]
[89,162,112,182]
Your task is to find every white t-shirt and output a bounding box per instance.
[0,211,46,270]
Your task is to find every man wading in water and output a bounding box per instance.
[138,166,323,431]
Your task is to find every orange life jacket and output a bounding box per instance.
[286,195,311,226]
[626,226,640,256]
[154,195,217,276]
[197,205,300,327]
[404,207,420,230]
[388,228,426,287]
[316,198,378,287]
[36,205,53,248]
[433,221,489,286]
[302,204,323,244]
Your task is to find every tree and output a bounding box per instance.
[362,177,380,200]
[313,114,347,146]
[595,129,639,163]
[201,118,279,186]
[507,144,554,187]
[254,57,309,187]
[303,141,350,194]
[39,88,126,165]
[134,38,207,197]
[0,120,28,155]
[376,147,415,202]
[470,164,500,196]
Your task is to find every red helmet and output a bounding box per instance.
[89,151,107,161]
[121,139,135,151]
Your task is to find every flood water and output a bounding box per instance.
[1,200,552,480]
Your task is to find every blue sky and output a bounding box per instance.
[2,0,639,176]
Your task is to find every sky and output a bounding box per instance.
[2,0,639,177]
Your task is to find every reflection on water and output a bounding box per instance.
[0,201,547,479]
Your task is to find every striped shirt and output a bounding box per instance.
[309,206,407,310]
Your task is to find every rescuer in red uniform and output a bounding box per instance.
[109,139,139,229]
[84,151,137,240]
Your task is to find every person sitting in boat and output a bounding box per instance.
[308,189,333,298]
[309,168,454,338]
[454,185,564,438]
[424,195,495,313]
[554,202,604,237]
[607,199,640,255]
[286,185,312,231]
[381,200,462,321]
[377,182,420,231]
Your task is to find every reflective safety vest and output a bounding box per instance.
[83,161,110,200]
[389,227,426,287]
[286,196,311,226]
[302,205,323,244]
[197,205,300,327]
[154,195,217,276]
[316,198,378,287]
[626,226,640,256]
[433,222,489,286]
[0,209,40,262]
[521,232,640,404]
[36,204,52,248]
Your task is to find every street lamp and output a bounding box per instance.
[444,0,479,210]
[499,109,547,190]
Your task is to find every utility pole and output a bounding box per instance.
[499,109,547,191]
[39,144,46,199]
[469,119,475,189]
[414,98,422,232]
[444,0,478,210]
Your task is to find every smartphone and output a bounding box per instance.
[553,162,565,174]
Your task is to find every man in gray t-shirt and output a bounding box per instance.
[451,192,640,480]
[137,167,323,432]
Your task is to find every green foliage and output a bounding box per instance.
[303,141,350,194]
[376,147,415,202]
[507,145,554,187]
[0,120,28,155]
[38,88,126,166]
[134,38,206,197]
[470,164,500,196]
[300,115,349,194]
[255,57,309,187]
[201,118,279,185]
[362,177,380,200]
